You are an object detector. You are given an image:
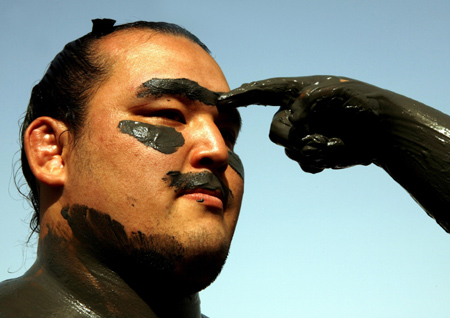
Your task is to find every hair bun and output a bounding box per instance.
[91,19,116,36]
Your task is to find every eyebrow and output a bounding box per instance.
[138,78,221,106]
[138,78,242,133]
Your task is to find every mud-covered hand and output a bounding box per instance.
[218,76,384,173]
[220,76,450,232]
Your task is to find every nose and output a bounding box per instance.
[188,118,229,174]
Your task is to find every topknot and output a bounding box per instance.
[91,18,116,36]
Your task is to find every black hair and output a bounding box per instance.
[18,19,211,235]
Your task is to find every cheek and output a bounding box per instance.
[226,170,244,225]
[228,151,244,180]
[114,120,190,190]
[73,122,187,202]
[118,120,185,154]
[88,119,188,181]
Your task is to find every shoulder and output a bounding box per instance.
[0,275,104,318]
[0,276,38,317]
[0,275,85,318]
[0,275,31,300]
[0,275,65,317]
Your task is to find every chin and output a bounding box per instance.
[173,241,230,293]
[63,204,230,296]
[108,233,230,297]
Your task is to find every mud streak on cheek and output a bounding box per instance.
[228,151,244,180]
[118,120,185,154]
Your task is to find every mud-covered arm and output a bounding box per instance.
[218,76,450,232]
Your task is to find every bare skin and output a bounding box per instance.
[0,30,243,318]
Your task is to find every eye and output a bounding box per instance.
[151,110,186,124]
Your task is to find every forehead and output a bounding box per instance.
[87,30,240,131]
[97,29,230,93]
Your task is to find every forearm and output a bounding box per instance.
[375,93,450,232]
[220,76,450,232]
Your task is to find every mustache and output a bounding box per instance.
[163,171,232,205]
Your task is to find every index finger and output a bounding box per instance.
[217,76,328,108]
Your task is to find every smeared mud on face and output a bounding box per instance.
[61,204,181,275]
[139,78,221,106]
[227,151,244,180]
[163,171,233,208]
[118,120,185,154]
[61,204,228,297]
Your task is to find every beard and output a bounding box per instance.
[61,204,230,297]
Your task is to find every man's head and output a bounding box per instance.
[20,19,212,234]
[21,19,244,295]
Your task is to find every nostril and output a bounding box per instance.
[199,157,228,173]
[199,157,214,166]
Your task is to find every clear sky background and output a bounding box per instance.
[1,1,450,317]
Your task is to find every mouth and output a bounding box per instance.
[179,189,225,210]
[163,171,232,210]
[181,188,224,201]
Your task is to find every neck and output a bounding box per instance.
[24,225,202,318]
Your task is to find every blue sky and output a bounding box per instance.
[1,1,450,317]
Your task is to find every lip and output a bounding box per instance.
[164,170,231,211]
[179,189,224,210]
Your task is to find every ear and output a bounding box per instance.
[24,117,70,187]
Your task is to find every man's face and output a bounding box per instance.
[61,30,244,292]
